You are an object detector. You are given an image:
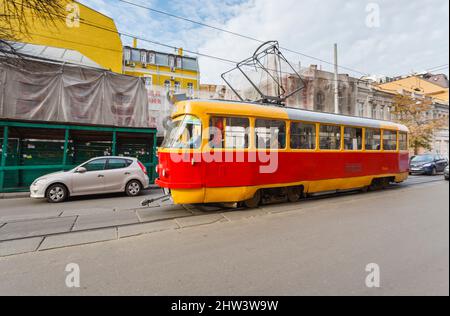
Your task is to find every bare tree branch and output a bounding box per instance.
[0,0,66,58]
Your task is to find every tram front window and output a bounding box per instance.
[162,115,202,149]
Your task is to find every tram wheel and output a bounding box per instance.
[244,190,261,208]
[287,187,303,203]
[369,179,381,191]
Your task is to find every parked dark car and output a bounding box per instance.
[410,154,449,176]
[445,166,449,180]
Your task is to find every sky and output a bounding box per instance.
[79,0,450,84]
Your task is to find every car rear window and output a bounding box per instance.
[107,158,132,170]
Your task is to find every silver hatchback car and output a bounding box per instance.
[30,157,150,203]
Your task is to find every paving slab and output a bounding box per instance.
[221,209,268,221]
[72,210,139,231]
[261,202,305,214]
[0,237,43,257]
[39,228,117,251]
[60,208,114,217]
[118,220,179,238]
[137,205,192,223]
[0,211,62,223]
[0,217,77,241]
[175,214,227,228]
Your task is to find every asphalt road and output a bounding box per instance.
[0,176,448,296]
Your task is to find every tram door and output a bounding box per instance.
[204,117,252,188]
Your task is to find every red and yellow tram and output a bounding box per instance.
[156,100,409,207]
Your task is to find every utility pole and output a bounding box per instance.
[334,43,339,114]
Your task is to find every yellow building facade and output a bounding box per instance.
[1,0,201,94]
[123,45,200,97]
[0,0,123,73]
[378,76,449,103]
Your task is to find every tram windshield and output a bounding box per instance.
[162,115,202,149]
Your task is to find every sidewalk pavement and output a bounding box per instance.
[0,199,273,257]
[0,192,30,200]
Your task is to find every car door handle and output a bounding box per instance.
[124,172,131,175]
[98,174,104,178]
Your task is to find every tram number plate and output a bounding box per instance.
[345,163,363,173]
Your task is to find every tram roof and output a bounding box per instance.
[175,99,409,132]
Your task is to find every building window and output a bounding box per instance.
[164,80,171,92]
[344,127,363,150]
[187,83,194,96]
[183,58,199,71]
[176,56,182,68]
[290,122,316,150]
[148,52,156,64]
[383,130,397,151]
[255,120,286,149]
[319,124,341,150]
[315,91,325,112]
[124,48,131,61]
[386,107,391,120]
[144,76,152,90]
[365,128,381,150]
[140,51,147,64]
[168,55,175,68]
[371,105,377,119]
[156,53,168,66]
[131,49,140,62]
[174,81,181,93]
[357,103,364,117]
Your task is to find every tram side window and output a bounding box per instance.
[365,128,381,150]
[344,127,363,150]
[255,120,286,149]
[290,122,316,150]
[209,117,225,149]
[383,130,398,151]
[399,132,408,151]
[209,117,249,149]
[319,124,341,150]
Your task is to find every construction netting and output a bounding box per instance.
[0,59,152,128]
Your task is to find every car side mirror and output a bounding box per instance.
[76,167,87,174]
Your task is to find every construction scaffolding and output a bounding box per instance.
[0,120,157,192]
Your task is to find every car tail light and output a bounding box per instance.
[137,161,148,175]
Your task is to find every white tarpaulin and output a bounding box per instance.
[0,59,150,128]
[147,88,173,133]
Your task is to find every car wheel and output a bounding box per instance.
[431,167,437,176]
[126,180,142,197]
[46,184,68,203]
